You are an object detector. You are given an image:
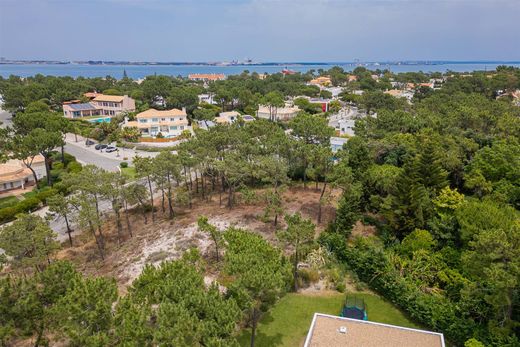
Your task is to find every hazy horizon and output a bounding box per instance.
[1,0,519,62]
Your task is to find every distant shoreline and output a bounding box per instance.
[1,60,520,67]
[2,61,520,79]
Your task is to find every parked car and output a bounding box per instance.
[85,139,95,146]
[95,144,108,150]
[105,146,117,153]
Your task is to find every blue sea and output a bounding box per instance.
[1,62,520,79]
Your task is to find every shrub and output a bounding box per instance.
[297,268,320,288]
[35,188,58,204]
[66,161,82,173]
[0,206,18,224]
[336,282,346,293]
[120,162,129,168]
[16,197,41,213]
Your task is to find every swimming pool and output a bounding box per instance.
[88,117,112,123]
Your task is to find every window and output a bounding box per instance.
[180,126,184,130]
[152,118,158,123]
[139,119,147,123]
[170,126,177,130]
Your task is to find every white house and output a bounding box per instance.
[330,137,348,153]
[124,108,191,138]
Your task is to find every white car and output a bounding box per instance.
[105,145,117,153]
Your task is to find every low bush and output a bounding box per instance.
[336,282,346,293]
[120,162,129,168]
[0,206,19,224]
[35,188,58,204]
[15,197,41,213]
[0,188,60,224]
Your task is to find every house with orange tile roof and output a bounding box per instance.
[63,93,135,119]
[309,76,332,87]
[125,108,191,138]
[0,156,45,193]
[188,73,226,82]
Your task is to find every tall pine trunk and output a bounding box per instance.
[147,176,155,222]
[64,214,73,247]
[317,182,327,224]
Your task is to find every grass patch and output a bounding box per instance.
[237,292,421,347]
[0,196,20,209]
[121,167,137,180]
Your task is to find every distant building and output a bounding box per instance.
[328,106,364,137]
[309,98,332,112]
[304,313,445,347]
[198,93,217,105]
[347,75,358,82]
[256,105,300,121]
[322,86,343,98]
[188,73,226,82]
[197,119,216,130]
[0,156,46,193]
[384,89,414,101]
[309,76,332,87]
[330,137,348,153]
[214,111,255,125]
[63,94,135,119]
[215,111,241,124]
[338,119,356,137]
[125,108,191,138]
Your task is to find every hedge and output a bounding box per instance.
[0,196,43,224]
[320,233,481,346]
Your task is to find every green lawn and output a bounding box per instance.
[121,167,137,180]
[237,292,421,347]
[0,195,20,209]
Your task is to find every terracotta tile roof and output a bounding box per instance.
[0,156,43,183]
[84,92,99,98]
[385,89,404,97]
[93,94,125,102]
[188,73,225,81]
[136,108,187,119]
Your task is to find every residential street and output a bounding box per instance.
[64,133,159,171]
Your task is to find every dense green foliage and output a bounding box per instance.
[2,66,520,346]
[0,229,291,346]
[321,67,520,346]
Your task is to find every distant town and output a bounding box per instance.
[3,57,515,67]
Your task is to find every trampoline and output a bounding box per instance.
[340,296,368,320]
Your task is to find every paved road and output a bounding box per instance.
[64,140,123,172]
[0,109,13,128]
[64,134,159,172]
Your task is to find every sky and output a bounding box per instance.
[0,0,519,62]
